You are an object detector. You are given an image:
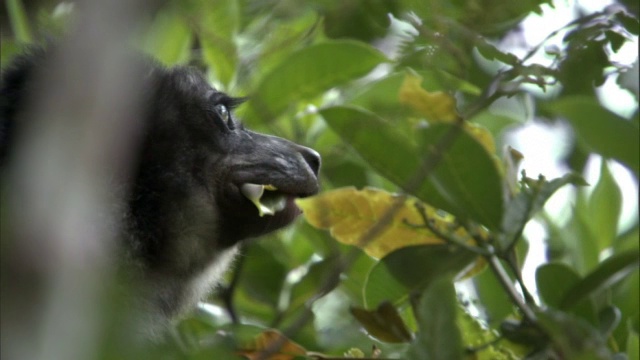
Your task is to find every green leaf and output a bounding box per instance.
[340,249,378,307]
[321,106,504,229]
[363,245,477,308]
[536,262,581,308]
[239,244,288,307]
[561,250,640,310]
[0,39,22,68]
[458,308,526,359]
[416,124,504,229]
[320,106,452,214]
[140,9,193,65]
[288,258,335,310]
[627,328,639,360]
[362,257,408,309]
[546,96,640,175]
[612,267,639,347]
[537,309,612,359]
[472,268,514,326]
[6,0,32,43]
[246,41,387,122]
[384,245,478,290]
[350,302,413,343]
[597,306,621,337]
[196,0,240,87]
[470,111,522,138]
[616,10,640,36]
[407,275,464,360]
[588,161,622,251]
[475,40,519,65]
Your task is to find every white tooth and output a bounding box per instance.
[274,197,286,211]
[262,195,286,213]
[240,183,282,217]
[241,183,264,201]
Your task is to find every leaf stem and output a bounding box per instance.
[407,202,492,257]
[485,251,538,325]
[504,249,537,306]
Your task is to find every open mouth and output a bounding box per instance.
[240,183,293,217]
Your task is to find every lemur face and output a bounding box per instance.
[130,66,320,267]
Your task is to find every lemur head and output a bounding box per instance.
[129,65,321,273]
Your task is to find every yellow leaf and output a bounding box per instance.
[296,187,480,259]
[465,122,496,154]
[398,73,499,157]
[399,72,459,123]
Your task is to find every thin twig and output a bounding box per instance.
[504,250,537,306]
[406,202,492,256]
[485,253,537,325]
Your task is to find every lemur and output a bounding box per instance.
[0,47,320,338]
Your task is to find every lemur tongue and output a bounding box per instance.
[240,183,287,217]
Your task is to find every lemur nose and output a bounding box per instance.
[298,146,321,176]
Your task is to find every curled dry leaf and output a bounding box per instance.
[238,329,307,360]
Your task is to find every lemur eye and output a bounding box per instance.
[214,104,233,129]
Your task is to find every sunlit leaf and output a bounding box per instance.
[458,307,526,359]
[503,147,525,199]
[296,187,480,258]
[398,73,497,154]
[399,72,460,123]
[588,161,622,251]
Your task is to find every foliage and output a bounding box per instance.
[2,0,638,359]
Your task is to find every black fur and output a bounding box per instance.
[0,47,320,336]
